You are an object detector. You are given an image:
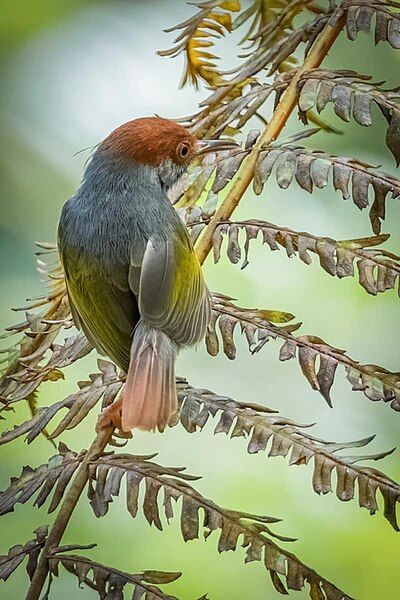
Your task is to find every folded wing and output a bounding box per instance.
[136,230,211,346]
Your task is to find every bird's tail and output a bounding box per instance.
[121,321,178,432]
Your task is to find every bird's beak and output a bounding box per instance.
[196,138,239,155]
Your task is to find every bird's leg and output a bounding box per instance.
[97,397,123,431]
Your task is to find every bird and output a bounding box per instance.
[58,117,237,433]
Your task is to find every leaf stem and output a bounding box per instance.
[195,8,346,266]
[25,426,114,600]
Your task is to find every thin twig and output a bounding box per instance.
[25,426,113,600]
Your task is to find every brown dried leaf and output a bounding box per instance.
[343,0,400,50]
[298,68,400,164]
[0,444,81,516]
[88,452,352,599]
[209,293,400,412]
[48,548,183,600]
[0,361,122,446]
[176,381,400,530]
[253,145,400,233]
[0,526,47,582]
[208,220,400,296]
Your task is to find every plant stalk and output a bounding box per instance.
[25,426,114,600]
[195,8,346,266]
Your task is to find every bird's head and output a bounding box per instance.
[98,117,237,190]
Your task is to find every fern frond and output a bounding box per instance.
[233,0,306,62]
[343,0,400,50]
[0,360,122,446]
[0,243,68,344]
[158,0,241,89]
[182,72,291,137]
[209,219,400,296]
[184,9,330,118]
[87,453,353,599]
[0,243,85,411]
[176,141,400,233]
[208,293,400,410]
[47,547,184,600]
[176,380,400,529]
[0,527,47,582]
[0,443,82,516]
[0,333,92,414]
[252,145,400,234]
[297,69,400,164]
[233,0,287,42]
[233,12,330,79]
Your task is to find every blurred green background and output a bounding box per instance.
[1,1,399,598]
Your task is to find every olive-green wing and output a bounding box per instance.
[135,231,211,347]
[62,250,139,372]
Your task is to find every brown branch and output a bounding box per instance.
[25,426,113,600]
[194,8,347,265]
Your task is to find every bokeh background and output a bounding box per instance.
[1,1,399,598]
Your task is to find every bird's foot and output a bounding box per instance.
[97,398,123,431]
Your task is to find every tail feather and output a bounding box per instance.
[159,354,174,428]
[121,321,178,432]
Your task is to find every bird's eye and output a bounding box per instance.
[177,142,190,160]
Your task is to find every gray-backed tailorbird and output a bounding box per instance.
[58,117,236,432]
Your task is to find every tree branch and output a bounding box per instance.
[25,426,113,600]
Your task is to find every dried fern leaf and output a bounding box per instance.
[184,72,292,138]
[173,129,400,230]
[176,380,400,530]
[234,0,310,52]
[87,453,353,599]
[343,0,400,51]
[49,359,122,440]
[233,0,287,41]
[209,219,400,295]
[0,245,88,410]
[158,0,241,89]
[0,360,122,446]
[298,68,400,164]
[48,548,184,600]
[0,333,92,413]
[235,12,330,80]
[252,145,400,233]
[1,245,68,347]
[208,293,400,411]
[0,443,82,516]
[188,10,328,117]
[0,526,47,582]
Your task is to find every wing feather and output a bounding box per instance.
[62,251,138,372]
[135,230,210,346]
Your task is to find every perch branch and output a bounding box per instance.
[25,426,113,600]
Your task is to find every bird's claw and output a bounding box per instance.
[96,398,123,432]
